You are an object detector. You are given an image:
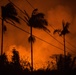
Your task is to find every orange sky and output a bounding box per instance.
[0,0,76,69]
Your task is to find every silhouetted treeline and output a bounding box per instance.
[0,49,76,75]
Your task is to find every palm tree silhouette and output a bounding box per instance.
[53,20,70,57]
[1,2,20,55]
[24,9,50,71]
[53,20,70,71]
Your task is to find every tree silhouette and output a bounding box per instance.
[1,2,20,55]
[53,20,70,72]
[11,48,23,75]
[0,53,9,74]
[24,9,50,71]
[12,48,20,64]
[51,54,75,75]
[53,20,70,57]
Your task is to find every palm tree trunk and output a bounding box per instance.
[1,18,4,55]
[63,24,66,57]
[30,26,33,72]
[63,24,66,71]
[63,34,66,57]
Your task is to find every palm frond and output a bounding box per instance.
[2,3,17,18]
[24,10,30,19]
[28,13,48,28]
[32,8,38,15]
[19,16,29,25]
[24,16,29,23]
[62,20,65,26]
[61,29,70,36]
[65,22,70,28]
[1,2,20,23]
[5,2,17,15]
[8,16,20,23]
[53,29,61,34]
[61,22,70,35]
[35,13,45,18]
[43,27,50,33]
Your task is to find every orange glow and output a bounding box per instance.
[0,0,76,70]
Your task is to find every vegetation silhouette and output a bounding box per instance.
[1,2,20,55]
[0,1,76,75]
[0,48,76,75]
[53,20,70,72]
[53,20,70,57]
[51,53,76,75]
[23,8,50,71]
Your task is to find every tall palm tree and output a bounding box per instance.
[53,20,70,71]
[24,9,50,71]
[1,2,20,55]
[53,20,70,57]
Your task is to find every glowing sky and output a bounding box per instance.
[0,0,76,69]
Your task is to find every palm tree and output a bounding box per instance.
[24,9,50,71]
[1,2,20,55]
[53,20,70,57]
[53,20,70,70]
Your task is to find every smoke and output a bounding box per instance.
[6,45,30,61]
[47,5,76,55]
[47,5,72,27]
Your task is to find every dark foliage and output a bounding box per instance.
[53,21,70,36]
[28,35,36,43]
[53,29,61,35]
[60,21,70,36]
[28,12,50,32]
[1,2,20,23]
[0,50,76,75]
[51,54,76,75]
[24,9,50,32]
